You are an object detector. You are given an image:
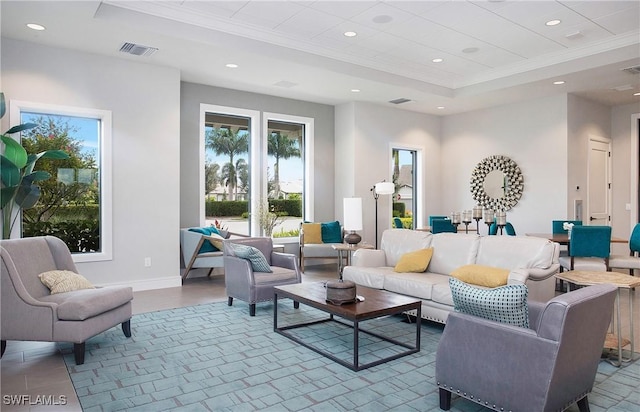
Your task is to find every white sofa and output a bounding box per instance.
[343,229,560,324]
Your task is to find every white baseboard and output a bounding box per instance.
[99,276,182,292]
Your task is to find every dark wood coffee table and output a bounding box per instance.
[274,282,421,371]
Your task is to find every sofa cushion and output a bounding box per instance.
[476,236,555,269]
[449,278,529,328]
[342,266,391,289]
[39,270,95,295]
[428,234,479,275]
[450,264,510,288]
[227,243,272,273]
[394,248,434,273]
[380,229,432,267]
[40,286,133,321]
[321,221,342,243]
[206,233,226,251]
[302,223,323,244]
[385,272,448,300]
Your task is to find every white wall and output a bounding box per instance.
[441,95,568,235]
[2,39,182,290]
[611,101,640,244]
[335,102,440,246]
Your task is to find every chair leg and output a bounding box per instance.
[577,396,590,412]
[122,320,131,337]
[1,340,6,357]
[293,301,299,309]
[228,297,233,306]
[439,388,451,410]
[74,342,86,365]
[249,304,256,316]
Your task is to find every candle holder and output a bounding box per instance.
[472,205,483,233]
[462,210,472,234]
[483,208,494,235]
[496,211,507,235]
[451,212,461,232]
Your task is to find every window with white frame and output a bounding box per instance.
[12,101,112,262]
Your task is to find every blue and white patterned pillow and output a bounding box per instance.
[449,277,529,328]
[227,244,272,273]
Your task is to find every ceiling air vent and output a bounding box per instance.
[622,65,640,75]
[389,98,411,105]
[119,42,158,57]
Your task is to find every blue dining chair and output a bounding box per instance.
[393,217,404,229]
[552,220,583,234]
[488,222,498,235]
[609,223,640,275]
[429,215,448,227]
[505,222,516,236]
[559,225,611,272]
[431,218,457,234]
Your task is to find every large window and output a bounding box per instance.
[390,145,423,230]
[11,101,112,262]
[200,106,313,238]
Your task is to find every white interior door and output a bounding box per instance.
[587,137,611,225]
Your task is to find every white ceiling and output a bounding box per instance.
[2,0,639,115]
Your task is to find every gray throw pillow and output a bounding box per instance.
[227,243,272,273]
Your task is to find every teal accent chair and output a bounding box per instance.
[432,219,457,234]
[559,225,611,272]
[552,220,583,234]
[393,217,404,229]
[609,223,640,275]
[489,222,515,235]
[429,215,448,227]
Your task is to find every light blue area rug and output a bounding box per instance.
[63,302,640,412]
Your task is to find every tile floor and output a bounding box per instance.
[0,266,336,411]
[1,266,638,411]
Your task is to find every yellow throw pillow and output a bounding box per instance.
[302,223,323,244]
[394,248,434,273]
[205,233,225,251]
[39,270,95,294]
[450,264,510,288]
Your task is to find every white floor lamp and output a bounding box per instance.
[371,181,395,248]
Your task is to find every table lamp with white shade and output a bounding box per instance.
[343,197,363,245]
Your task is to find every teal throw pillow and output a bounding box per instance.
[188,226,221,253]
[321,221,342,243]
[227,243,272,273]
[449,277,529,328]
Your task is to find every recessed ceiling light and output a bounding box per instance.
[26,23,45,31]
[437,106,445,110]
[432,58,444,63]
[546,19,561,26]
[634,92,640,96]
[351,89,360,93]
[225,63,238,68]
[553,81,565,85]
[344,31,357,37]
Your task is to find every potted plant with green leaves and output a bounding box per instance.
[0,92,69,239]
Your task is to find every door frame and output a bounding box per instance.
[631,113,639,229]
[587,135,612,226]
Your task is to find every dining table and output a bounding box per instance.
[525,233,628,245]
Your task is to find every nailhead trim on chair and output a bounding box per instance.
[437,383,513,412]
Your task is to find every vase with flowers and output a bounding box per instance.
[563,222,574,238]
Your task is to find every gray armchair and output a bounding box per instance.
[1,236,133,365]
[224,237,301,316]
[436,283,616,412]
